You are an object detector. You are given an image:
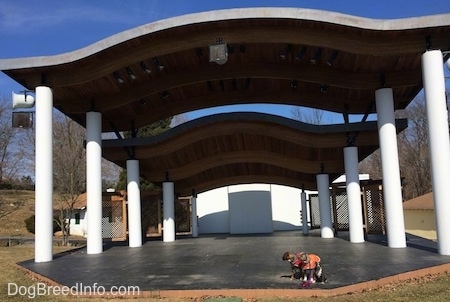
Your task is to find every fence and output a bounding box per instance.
[309,182,386,236]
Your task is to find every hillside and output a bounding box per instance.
[0,190,35,237]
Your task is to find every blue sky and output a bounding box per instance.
[1,0,449,122]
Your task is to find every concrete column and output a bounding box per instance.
[86,111,103,254]
[127,159,142,247]
[163,182,175,242]
[316,173,334,238]
[191,192,198,238]
[375,88,406,248]
[34,86,53,262]
[301,190,309,235]
[344,146,365,243]
[422,49,450,255]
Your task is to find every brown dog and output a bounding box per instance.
[282,251,305,280]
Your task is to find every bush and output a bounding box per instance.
[24,215,61,234]
[24,215,35,234]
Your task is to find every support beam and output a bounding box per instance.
[421,49,450,255]
[344,146,365,243]
[127,159,142,247]
[163,182,175,242]
[86,111,103,254]
[375,88,406,248]
[316,173,334,238]
[301,190,309,235]
[191,191,198,238]
[34,86,53,262]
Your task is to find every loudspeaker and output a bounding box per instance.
[12,112,33,128]
[12,91,35,109]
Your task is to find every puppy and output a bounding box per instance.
[282,251,305,280]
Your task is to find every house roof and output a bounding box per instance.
[2,8,450,195]
[403,192,434,210]
[68,191,126,210]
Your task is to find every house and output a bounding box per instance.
[403,192,436,240]
[66,190,127,240]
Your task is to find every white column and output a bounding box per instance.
[34,86,53,262]
[316,173,334,238]
[301,190,309,235]
[422,50,450,255]
[127,159,142,247]
[191,192,198,238]
[86,111,103,254]
[344,146,365,243]
[163,182,175,242]
[376,88,406,248]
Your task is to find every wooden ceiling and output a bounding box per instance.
[1,8,449,195]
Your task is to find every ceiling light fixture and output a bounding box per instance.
[280,45,293,60]
[326,51,339,67]
[153,58,165,71]
[161,91,169,99]
[310,48,322,64]
[127,67,137,80]
[140,61,151,74]
[290,79,298,89]
[114,72,124,84]
[209,38,228,65]
[196,48,204,57]
[295,46,307,60]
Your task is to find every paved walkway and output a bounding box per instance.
[18,230,450,298]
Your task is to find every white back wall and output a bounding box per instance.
[270,184,302,230]
[229,186,272,234]
[197,184,303,234]
[197,187,230,234]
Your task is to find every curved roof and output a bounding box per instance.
[102,112,406,195]
[1,8,449,194]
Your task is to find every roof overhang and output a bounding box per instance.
[1,7,448,194]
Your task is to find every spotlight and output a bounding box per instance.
[114,72,124,84]
[326,51,339,67]
[310,48,322,64]
[153,58,165,71]
[232,79,237,91]
[290,79,298,89]
[295,46,307,60]
[127,67,136,80]
[140,61,151,74]
[280,45,292,60]
[320,84,328,93]
[196,48,204,57]
[207,81,214,92]
[161,91,169,99]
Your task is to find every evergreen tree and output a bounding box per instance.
[116,117,173,191]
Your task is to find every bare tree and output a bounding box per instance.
[290,106,332,125]
[53,113,86,245]
[396,98,432,200]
